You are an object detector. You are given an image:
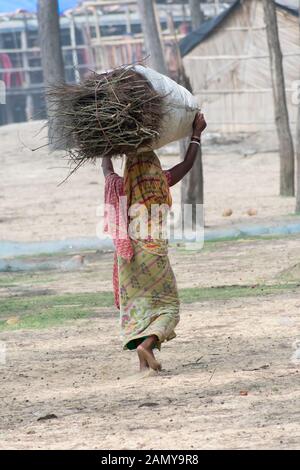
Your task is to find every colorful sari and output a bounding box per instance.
[104,152,180,350]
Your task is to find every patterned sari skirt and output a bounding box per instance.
[118,240,180,350]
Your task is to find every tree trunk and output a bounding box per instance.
[296,0,300,212]
[180,136,204,228]
[37,0,65,150]
[296,102,300,210]
[139,2,204,227]
[262,0,295,196]
[179,76,204,228]
[179,5,204,226]
[137,0,168,75]
[189,0,204,31]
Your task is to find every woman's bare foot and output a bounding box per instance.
[137,336,161,371]
[137,348,149,372]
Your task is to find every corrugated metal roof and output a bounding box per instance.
[180,0,299,57]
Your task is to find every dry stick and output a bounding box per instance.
[57,159,87,187]
[47,65,163,166]
[208,367,217,383]
[94,78,113,149]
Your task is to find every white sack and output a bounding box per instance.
[134,65,199,150]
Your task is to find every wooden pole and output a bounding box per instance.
[69,12,80,82]
[21,14,34,121]
[296,0,300,211]
[37,0,65,150]
[168,8,204,225]
[189,0,204,31]
[262,0,295,197]
[215,0,220,16]
[92,6,105,70]
[137,0,168,75]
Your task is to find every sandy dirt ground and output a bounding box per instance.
[1,297,300,450]
[1,120,300,450]
[0,120,297,242]
[0,238,300,450]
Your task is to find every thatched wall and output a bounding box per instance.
[183,0,300,133]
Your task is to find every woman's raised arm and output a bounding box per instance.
[167,113,207,187]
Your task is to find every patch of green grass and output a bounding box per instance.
[1,306,90,330]
[0,291,114,316]
[0,274,31,287]
[0,273,56,287]
[180,283,299,303]
[204,233,300,245]
[171,234,299,254]
[12,249,99,260]
[0,291,114,331]
[0,283,299,332]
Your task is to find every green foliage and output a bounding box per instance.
[0,283,298,332]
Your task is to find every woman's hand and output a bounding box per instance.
[192,112,207,138]
[102,157,114,177]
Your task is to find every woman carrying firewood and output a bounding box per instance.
[48,64,205,370]
[102,112,207,372]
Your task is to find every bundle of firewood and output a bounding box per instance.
[47,65,164,169]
